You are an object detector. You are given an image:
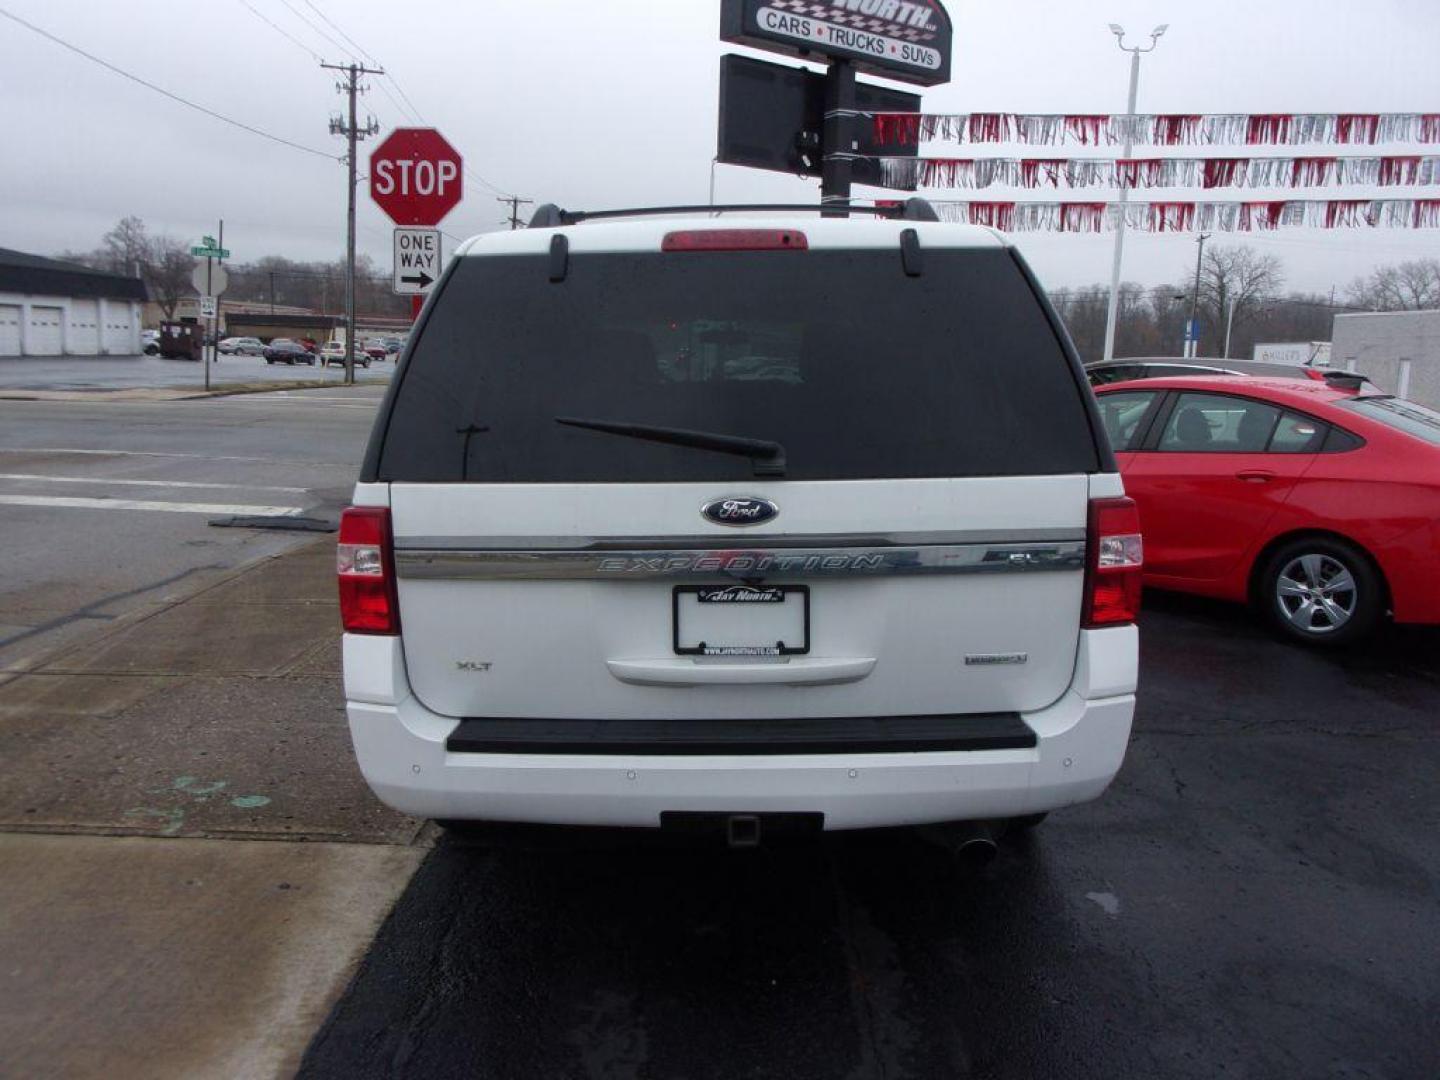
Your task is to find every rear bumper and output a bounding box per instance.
[342,627,1137,830]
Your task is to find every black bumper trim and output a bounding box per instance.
[445,713,1036,756]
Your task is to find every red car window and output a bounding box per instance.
[1269,411,1328,453]
[1157,393,1279,453]
[1096,391,1158,451]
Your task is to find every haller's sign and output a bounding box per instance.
[720,0,952,86]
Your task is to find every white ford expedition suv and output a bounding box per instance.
[339,201,1140,845]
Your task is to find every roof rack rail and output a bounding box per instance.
[527,198,940,228]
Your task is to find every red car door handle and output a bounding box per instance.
[1236,468,1276,482]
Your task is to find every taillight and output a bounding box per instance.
[661,229,807,252]
[1083,497,1143,628]
[338,506,399,635]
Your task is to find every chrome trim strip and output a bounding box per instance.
[395,541,1086,581]
[395,528,1086,552]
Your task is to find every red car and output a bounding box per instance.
[1095,373,1440,644]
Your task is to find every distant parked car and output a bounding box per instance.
[218,336,265,356]
[264,338,316,365]
[1086,357,1327,386]
[1095,372,1440,644]
[380,337,403,354]
[363,342,386,362]
[141,329,160,356]
[321,342,370,368]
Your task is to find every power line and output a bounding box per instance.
[384,76,426,125]
[284,1,521,202]
[275,0,356,62]
[0,6,337,161]
[467,174,516,199]
[370,76,420,125]
[303,0,379,65]
[296,0,423,124]
[305,4,417,124]
[237,0,320,62]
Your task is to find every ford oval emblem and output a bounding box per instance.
[702,496,778,527]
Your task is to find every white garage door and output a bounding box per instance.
[68,299,99,354]
[28,306,62,355]
[103,304,137,355]
[0,305,19,356]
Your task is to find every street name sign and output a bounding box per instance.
[393,227,441,295]
[370,128,464,226]
[720,0,953,86]
[191,235,231,259]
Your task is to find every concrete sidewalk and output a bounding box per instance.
[0,539,425,1078]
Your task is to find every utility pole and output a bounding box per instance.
[323,60,383,385]
[1187,232,1210,358]
[1223,293,1238,359]
[1101,23,1168,365]
[497,195,534,230]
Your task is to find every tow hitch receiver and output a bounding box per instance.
[659,811,824,847]
[727,814,761,848]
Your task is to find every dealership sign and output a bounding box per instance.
[720,0,952,86]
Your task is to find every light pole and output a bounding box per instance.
[1100,23,1168,366]
[1223,293,1238,358]
[1187,231,1210,357]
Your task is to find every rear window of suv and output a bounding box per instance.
[373,247,1100,482]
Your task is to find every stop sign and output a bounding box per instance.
[369,128,464,226]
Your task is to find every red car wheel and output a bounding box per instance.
[1258,537,1383,646]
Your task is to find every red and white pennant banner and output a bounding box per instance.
[863,112,1440,147]
[910,199,1440,232]
[874,155,1440,190]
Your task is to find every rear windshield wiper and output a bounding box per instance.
[555,416,786,477]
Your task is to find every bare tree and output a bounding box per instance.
[1345,258,1440,311]
[146,237,194,321]
[100,216,151,277]
[1171,244,1284,355]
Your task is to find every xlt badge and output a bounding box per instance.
[702,496,778,527]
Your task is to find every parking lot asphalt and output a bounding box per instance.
[0,352,392,391]
[0,383,1436,1079]
[301,597,1440,1080]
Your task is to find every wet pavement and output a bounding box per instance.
[300,594,1440,1080]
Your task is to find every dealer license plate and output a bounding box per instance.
[673,584,809,656]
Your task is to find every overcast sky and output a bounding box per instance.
[2,0,1438,295]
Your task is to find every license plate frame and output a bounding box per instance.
[672,584,810,657]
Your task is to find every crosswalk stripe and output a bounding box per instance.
[0,494,304,516]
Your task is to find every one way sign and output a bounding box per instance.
[392,227,441,295]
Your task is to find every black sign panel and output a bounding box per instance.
[717,54,919,188]
[720,0,952,86]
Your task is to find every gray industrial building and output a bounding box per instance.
[0,248,147,357]
[1331,309,1440,410]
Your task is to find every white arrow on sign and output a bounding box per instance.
[191,262,228,296]
[393,227,441,295]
